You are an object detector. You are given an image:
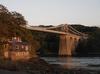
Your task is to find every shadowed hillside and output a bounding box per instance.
[71,24,100,56]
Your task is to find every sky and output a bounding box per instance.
[0,0,100,26]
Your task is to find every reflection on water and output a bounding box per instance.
[58,57,73,69]
[41,57,100,70]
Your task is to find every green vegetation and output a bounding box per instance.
[0,4,37,57]
[71,25,100,56]
[30,30,59,56]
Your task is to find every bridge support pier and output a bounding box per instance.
[59,35,80,56]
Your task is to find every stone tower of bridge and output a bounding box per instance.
[58,24,83,56]
[59,34,80,56]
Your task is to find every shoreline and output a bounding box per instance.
[0,58,100,74]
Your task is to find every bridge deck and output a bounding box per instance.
[23,26,67,34]
[22,26,81,38]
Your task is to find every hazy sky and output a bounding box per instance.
[0,0,100,26]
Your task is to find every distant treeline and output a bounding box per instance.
[71,25,100,56]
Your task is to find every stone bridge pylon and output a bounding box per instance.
[59,35,80,56]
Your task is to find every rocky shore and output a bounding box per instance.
[0,58,54,74]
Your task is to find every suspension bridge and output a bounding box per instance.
[22,24,87,56]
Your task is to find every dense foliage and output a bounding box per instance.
[31,30,59,56]
[71,25,100,56]
[0,4,37,57]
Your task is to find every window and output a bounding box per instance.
[25,46,28,51]
[15,45,19,49]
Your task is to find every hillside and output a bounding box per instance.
[71,25,100,56]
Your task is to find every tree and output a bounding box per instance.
[0,4,9,13]
[11,11,27,26]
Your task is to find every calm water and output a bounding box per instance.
[41,57,100,70]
